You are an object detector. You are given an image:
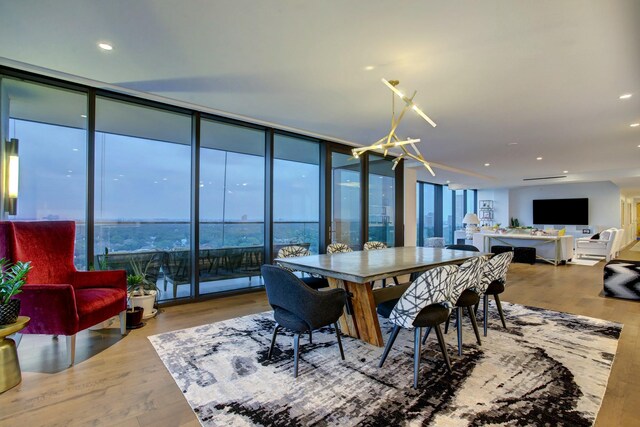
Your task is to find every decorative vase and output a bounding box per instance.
[0,299,21,325]
[125,306,144,329]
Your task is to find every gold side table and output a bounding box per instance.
[0,316,30,393]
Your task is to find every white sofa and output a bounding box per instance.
[574,228,619,261]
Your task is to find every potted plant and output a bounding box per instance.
[126,274,145,329]
[0,258,31,325]
[128,259,159,320]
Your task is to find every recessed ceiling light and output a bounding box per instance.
[446,180,450,184]
[619,94,632,99]
[98,42,113,51]
[563,170,568,174]
[536,157,543,160]
[364,65,375,71]
[507,142,518,146]
[484,163,490,167]
[80,114,87,118]
[631,123,640,127]
[637,145,640,148]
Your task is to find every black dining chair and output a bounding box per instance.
[445,244,480,252]
[261,265,347,378]
[378,265,458,388]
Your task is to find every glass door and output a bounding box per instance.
[330,151,361,251]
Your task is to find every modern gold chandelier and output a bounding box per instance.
[352,78,437,176]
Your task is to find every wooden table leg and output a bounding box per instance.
[345,280,384,347]
[327,277,358,338]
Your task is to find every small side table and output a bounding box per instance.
[0,316,30,393]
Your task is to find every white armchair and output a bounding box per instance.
[575,228,618,261]
[612,228,624,258]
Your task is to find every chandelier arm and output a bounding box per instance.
[385,104,412,145]
[403,151,435,176]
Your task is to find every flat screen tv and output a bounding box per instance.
[532,198,588,225]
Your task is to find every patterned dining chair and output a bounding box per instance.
[363,241,386,251]
[363,241,399,288]
[378,265,458,389]
[435,256,487,356]
[275,245,328,289]
[476,251,514,336]
[326,243,353,254]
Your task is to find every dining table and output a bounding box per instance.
[275,246,488,347]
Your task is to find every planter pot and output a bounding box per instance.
[130,290,157,319]
[0,299,20,325]
[125,306,144,329]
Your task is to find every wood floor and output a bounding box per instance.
[1,245,639,427]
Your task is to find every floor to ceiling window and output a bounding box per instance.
[199,119,265,295]
[0,68,407,306]
[1,78,88,268]
[94,97,192,301]
[454,189,465,236]
[466,190,477,217]
[331,152,361,250]
[368,156,395,246]
[416,181,477,246]
[417,182,436,245]
[273,134,320,254]
[442,186,454,244]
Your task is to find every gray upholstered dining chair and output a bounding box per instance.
[261,265,346,378]
[476,251,514,336]
[276,245,328,289]
[378,265,458,388]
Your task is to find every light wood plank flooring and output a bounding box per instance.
[1,246,639,426]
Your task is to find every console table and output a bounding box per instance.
[473,233,574,266]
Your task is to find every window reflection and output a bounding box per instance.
[368,157,395,246]
[3,79,88,268]
[332,152,361,250]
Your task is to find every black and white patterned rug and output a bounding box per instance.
[149,302,621,426]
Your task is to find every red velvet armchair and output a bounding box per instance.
[0,221,127,366]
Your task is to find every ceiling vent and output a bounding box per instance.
[522,175,567,181]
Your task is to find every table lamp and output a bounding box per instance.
[462,213,480,238]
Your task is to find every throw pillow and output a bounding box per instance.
[558,228,566,236]
[590,233,600,240]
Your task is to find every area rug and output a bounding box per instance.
[630,241,640,252]
[568,256,605,266]
[149,303,622,426]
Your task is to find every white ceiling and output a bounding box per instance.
[1,0,639,194]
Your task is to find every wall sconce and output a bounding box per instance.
[4,138,19,215]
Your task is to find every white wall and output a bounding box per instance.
[508,182,620,237]
[404,168,417,246]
